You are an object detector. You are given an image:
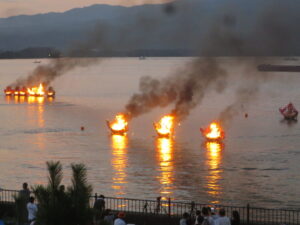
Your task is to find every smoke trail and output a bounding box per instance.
[11,58,98,87]
[125,57,228,120]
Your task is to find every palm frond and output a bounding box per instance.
[46,161,63,191]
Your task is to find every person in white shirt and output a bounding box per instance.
[27,196,38,224]
[215,208,231,225]
[114,212,126,225]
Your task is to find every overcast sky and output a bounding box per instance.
[0,0,172,18]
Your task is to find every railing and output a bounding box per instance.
[91,194,300,225]
[1,189,300,225]
[0,189,19,203]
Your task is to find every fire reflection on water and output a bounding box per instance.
[28,97,46,150]
[156,137,174,198]
[111,134,128,195]
[205,141,224,204]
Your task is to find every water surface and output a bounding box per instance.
[0,57,300,209]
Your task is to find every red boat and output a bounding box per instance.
[279,103,298,120]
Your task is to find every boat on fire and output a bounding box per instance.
[106,121,128,135]
[106,114,128,135]
[279,103,298,120]
[4,84,56,98]
[200,122,225,142]
[46,87,56,97]
[4,86,13,96]
[154,115,174,138]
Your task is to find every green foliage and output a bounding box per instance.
[33,161,93,225]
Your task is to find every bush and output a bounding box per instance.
[33,161,93,225]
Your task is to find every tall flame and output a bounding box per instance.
[154,115,174,137]
[107,114,128,134]
[27,83,45,96]
[201,122,224,140]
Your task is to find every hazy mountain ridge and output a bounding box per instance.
[0,0,299,56]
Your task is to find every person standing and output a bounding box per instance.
[19,183,30,201]
[180,212,190,225]
[18,182,31,225]
[114,212,126,225]
[93,195,105,224]
[195,210,204,225]
[214,209,231,225]
[201,207,214,225]
[27,197,38,225]
[231,211,240,225]
[103,209,115,225]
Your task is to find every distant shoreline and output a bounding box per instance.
[1,47,299,59]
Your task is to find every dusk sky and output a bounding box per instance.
[0,0,172,18]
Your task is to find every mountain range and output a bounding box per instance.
[0,0,299,56]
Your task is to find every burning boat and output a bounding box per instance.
[154,115,175,138]
[279,103,298,120]
[14,86,20,96]
[19,87,27,96]
[106,114,128,135]
[4,86,13,96]
[200,122,225,141]
[3,83,56,98]
[46,87,55,97]
[27,83,45,97]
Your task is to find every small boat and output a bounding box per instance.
[106,121,128,135]
[279,103,298,120]
[46,87,56,97]
[200,122,225,142]
[4,86,13,96]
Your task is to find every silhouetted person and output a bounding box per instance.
[155,196,161,213]
[180,212,190,225]
[19,183,30,201]
[231,211,240,225]
[93,194,105,224]
[202,207,214,225]
[215,208,231,225]
[104,209,114,225]
[18,182,30,225]
[195,210,204,225]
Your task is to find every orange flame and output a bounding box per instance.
[201,122,224,141]
[154,115,174,137]
[27,83,45,96]
[107,114,128,135]
[47,92,55,97]
[4,87,13,95]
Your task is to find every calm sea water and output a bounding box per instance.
[0,57,300,209]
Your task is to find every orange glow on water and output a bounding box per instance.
[205,141,223,204]
[156,137,174,197]
[111,134,128,195]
